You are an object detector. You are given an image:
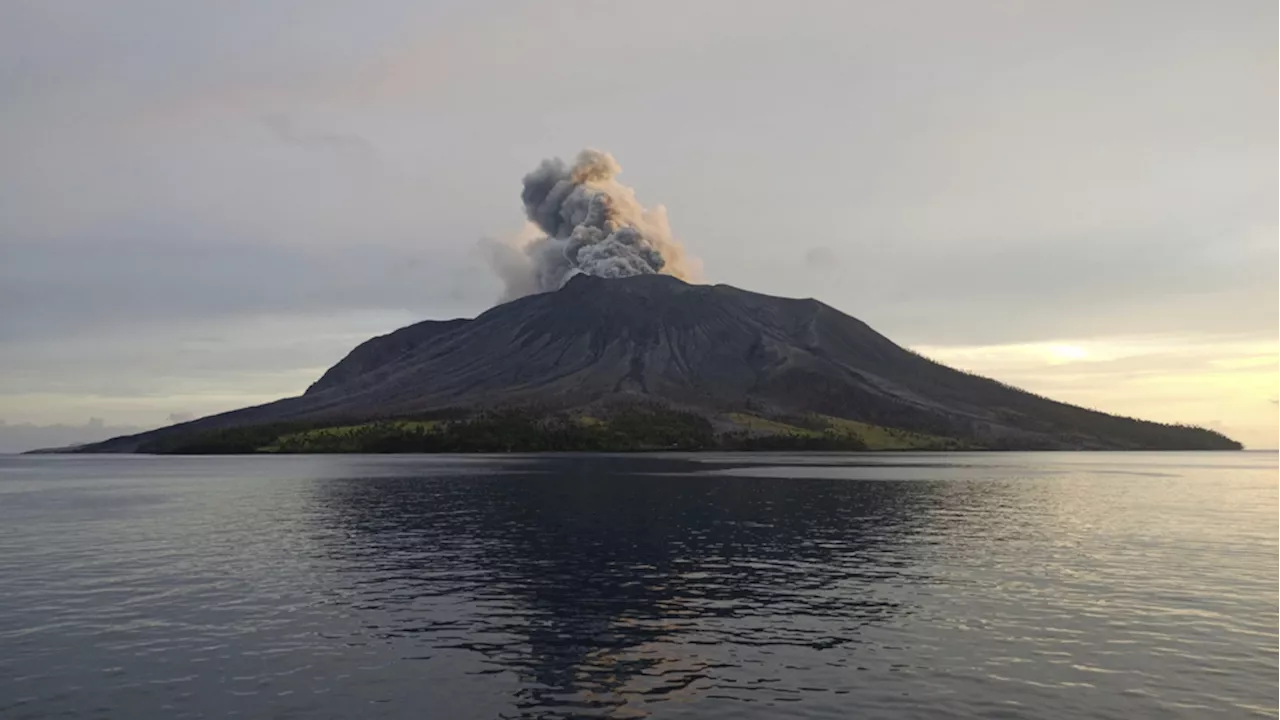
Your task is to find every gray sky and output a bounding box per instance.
[1,0,1276,450]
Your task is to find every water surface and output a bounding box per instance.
[0,452,1275,719]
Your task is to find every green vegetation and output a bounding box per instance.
[724,413,818,436]
[816,415,970,450]
[135,405,989,455]
[139,422,313,454]
[723,431,869,451]
[262,421,441,453]
[135,400,1238,454]
[722,412,968,451]
[142,405,720,454]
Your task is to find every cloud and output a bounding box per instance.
[817,228,1278,345]
[804,246,839,268]
[0,236,494,343]
[0,418,146,454]
[913,335,1279,448]
[262,114,375,158]
[0,0,1273,438]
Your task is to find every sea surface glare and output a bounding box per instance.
[0,452,1275,719]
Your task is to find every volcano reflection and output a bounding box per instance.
[306,455,948,717]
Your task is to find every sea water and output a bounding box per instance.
[0,452,1275,719]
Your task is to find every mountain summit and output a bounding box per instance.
[80,275,1239,452]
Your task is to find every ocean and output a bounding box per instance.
[0,452,1275,719]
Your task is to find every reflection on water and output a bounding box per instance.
[0,452,1275,719]
[310,457,940,716]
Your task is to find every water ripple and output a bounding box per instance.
[0,452,1275,719]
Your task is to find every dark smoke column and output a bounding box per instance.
[486,149,696,301]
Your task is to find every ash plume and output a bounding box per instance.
[485,149,697,301]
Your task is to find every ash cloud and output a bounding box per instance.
[486,149,697,301]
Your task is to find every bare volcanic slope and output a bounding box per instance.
[81,274,1238,452]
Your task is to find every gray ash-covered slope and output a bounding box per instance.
[85,274,1238,451]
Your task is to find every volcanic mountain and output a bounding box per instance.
[80,274,1238,452]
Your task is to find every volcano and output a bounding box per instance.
[79,274,1239,452]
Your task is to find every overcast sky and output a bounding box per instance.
[1,0,1275,451]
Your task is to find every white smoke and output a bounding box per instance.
[485,149,697,301]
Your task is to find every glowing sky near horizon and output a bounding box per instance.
[0,1,1275,450]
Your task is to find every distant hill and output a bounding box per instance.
[72,274,1240,453]
[1,419,145,455]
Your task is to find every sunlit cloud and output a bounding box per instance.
[913,334,1279,449]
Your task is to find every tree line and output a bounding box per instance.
[138,406,873,454]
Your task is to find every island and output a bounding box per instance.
[68,274,1240,454]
